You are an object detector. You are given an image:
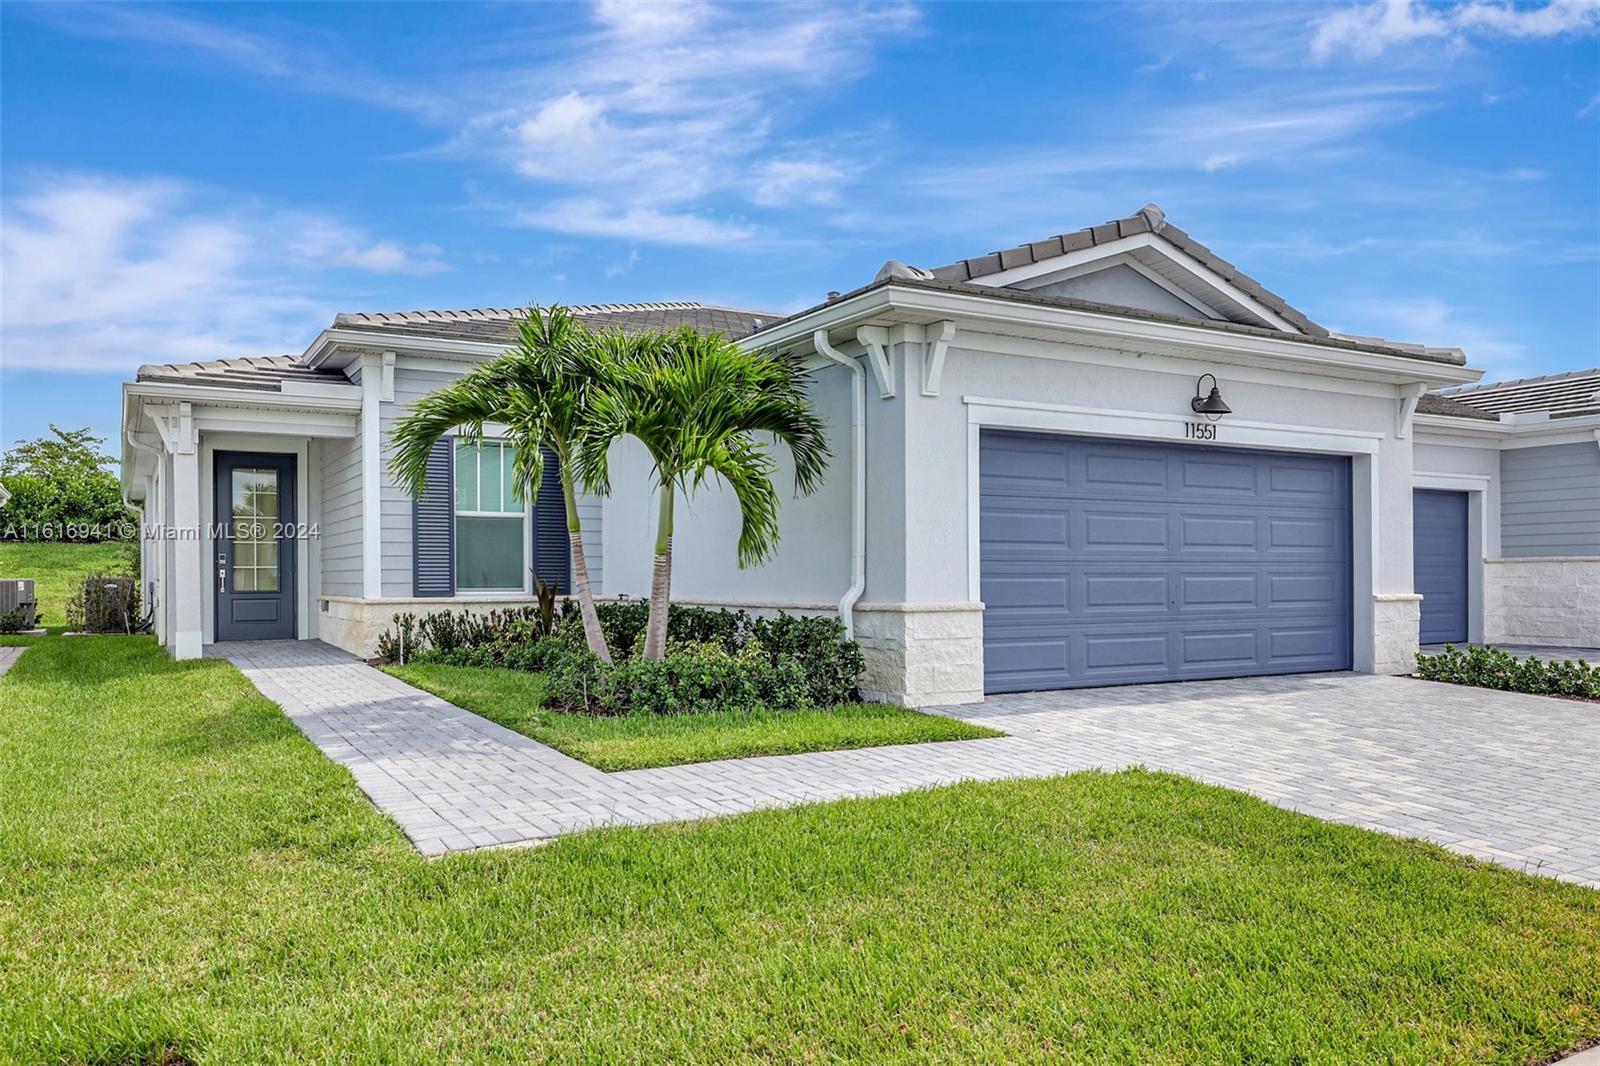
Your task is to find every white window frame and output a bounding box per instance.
[453,437,529,595]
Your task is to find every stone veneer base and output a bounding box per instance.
[1372,593,1422,675]
[853,602,985,708]
[1484,557,1600,648]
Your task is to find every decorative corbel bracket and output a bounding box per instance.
[921,320,956,397]
[380,351,397,402]
[149,402,197,455]
[856,325,893,399]
[1395,382,1426,439]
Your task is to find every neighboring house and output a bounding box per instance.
[119,205,1600,705]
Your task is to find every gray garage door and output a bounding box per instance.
[980,431,1352,692]
[1413,489,1469,644]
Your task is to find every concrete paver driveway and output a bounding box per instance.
[216,641,1600,886]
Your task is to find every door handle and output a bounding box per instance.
[217,553,227,594]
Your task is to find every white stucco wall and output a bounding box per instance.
[598,362,854,607]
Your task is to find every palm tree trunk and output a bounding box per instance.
[561,468,611,664]
[642,482,675,660]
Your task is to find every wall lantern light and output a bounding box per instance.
[1190,373,1232,420]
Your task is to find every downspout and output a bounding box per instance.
[813,329,866,639]
[124,421,161,632]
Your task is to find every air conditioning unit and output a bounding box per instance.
[0,579,37,628]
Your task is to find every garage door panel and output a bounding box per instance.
[981,431,1351,692]
[1083,631,1170,671]
[1267,461,1341,498]
[1181,629,1259,665]
[1180,513,1259,549]
[1179,572,1257,608]
[1084,511,1168,548]
[981,506,1069,548]
[1181,457,1258,493]
[1268,515,1342,550]
[1082,573,1168,610]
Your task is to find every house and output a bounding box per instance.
[120,205,1600,706]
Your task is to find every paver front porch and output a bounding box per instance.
[214,640,1600,886]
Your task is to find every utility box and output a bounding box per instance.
[0,579,38,628]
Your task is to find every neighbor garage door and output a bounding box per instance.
[980,431,1352,692]
[1413,489,1469,644]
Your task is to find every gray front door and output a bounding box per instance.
[980,431,1353,692]
[214,452,296,641]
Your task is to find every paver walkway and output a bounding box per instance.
[215,640,1600,886]
[0,646,25,677]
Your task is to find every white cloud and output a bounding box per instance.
[1337,295,1532,378]
[1201,153,1243,173]
[1579,92,1600,119]
[22,3,447,118]
[0,174,444,372]
[460,2,920,243]
[1311,0,1600,62]
[512,199,758,246]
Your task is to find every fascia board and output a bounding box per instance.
[304,327,511,369]
[969,232,1299,333]
[124,381,363,413]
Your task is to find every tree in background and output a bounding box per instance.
[0,426,134,540]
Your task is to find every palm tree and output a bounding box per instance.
[579,327,831,660]
[390,305,615,662]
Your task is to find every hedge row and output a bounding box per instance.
[1414,643,1599,700]
[376,602,865,715]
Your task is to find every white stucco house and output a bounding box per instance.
[120,205,1600,705]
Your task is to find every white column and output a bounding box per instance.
[169,407,204,659]
[359,353,385,598]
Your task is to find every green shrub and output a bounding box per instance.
[1414,644,1600,700]
[66,574,140,634]
[543,639,810,716]
[0,605,32,633]
[373,602,865,713]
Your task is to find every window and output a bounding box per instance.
[454,439,525,591]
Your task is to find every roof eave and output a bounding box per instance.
[748,278,1481,388]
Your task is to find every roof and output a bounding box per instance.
[750,274,1469,366]
[333,301,783,344]
[1415,392,1500,420]
[1442,368,1600,417]
[135,354,349,390]
[929,204,1331,339]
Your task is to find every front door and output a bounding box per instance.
[215,451,296,641]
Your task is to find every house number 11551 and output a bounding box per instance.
[1184,421,1218,441]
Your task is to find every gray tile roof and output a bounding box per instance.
[1416,392,1500,420]
[135,354,349,390]
[333,301,783,344]
[929,203,1332,339]
[751,274,1469,366]
[1442,368,1600,417]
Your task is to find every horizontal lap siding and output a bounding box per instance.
[318,434,363,597]
[1500,443,1600,557]
[981,431,1352,692]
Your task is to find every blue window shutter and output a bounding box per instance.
[532,445,571,593]
[412,438,455,597]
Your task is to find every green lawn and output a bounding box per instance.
[4,638,1599,1064]
[0,540,127,627]
[385,660,1001,770]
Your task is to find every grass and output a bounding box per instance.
[384,660,1002,770]
[4,637,1599,1064]
[0,539,127,627]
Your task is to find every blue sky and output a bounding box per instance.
[3,1,1597,456]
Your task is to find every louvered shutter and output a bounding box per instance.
[411,438,455,597]
[532,445,571,593]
